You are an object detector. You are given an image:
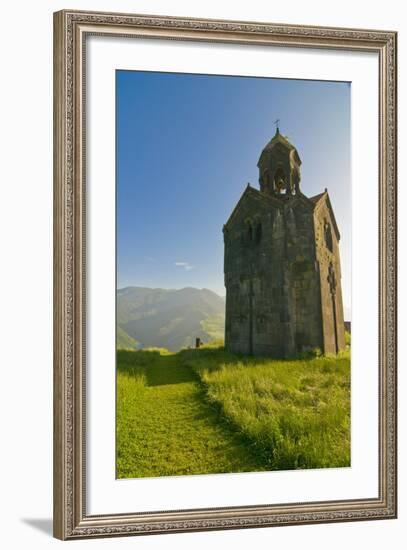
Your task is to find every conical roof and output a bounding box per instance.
[257,128,301,167]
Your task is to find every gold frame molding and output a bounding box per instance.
[53,9,397,540]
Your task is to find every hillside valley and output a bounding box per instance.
[117,286,225,351]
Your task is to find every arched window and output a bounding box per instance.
[248,222,253,241]
[324,220,333,252]
[255,222,262,244]
[274,167,287,194]
[244,218,254,243]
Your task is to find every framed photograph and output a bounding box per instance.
[53,9,397,540]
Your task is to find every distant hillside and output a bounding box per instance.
[117,287,225,351]
[117,326,138,350]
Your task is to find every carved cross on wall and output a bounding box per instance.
[328,263,337,295]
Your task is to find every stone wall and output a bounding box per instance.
[224,189,330,357]
[314,199,346,354]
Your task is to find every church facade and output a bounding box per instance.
[223,128,345,357]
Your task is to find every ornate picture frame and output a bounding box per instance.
[53,9,397,540]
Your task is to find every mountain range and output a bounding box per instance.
[117,286,225,352]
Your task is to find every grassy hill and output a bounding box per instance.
[117,326,138,349]
[117,287,225,351]
[117,346,350,478]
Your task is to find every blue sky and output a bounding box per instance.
[116,70,351,314]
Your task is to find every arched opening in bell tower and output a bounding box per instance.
[274,166,287,195]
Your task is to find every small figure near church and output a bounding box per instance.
[223,125,345,357]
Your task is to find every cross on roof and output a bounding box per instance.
[274,118,280,132]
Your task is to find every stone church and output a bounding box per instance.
[223,127,345,357]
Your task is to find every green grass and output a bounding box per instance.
[182,347,350,470]
[117,347,350,478]
[117,349,268,478]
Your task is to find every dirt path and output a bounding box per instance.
[117,352,267,478]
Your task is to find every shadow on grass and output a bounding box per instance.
[117,347,348,387]
[117,347,297,389]
[117,350,198,387]
[116,348,270,474]
[178,346,348,371]
[117,346,350,475]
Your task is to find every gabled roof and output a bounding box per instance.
[310,190,341,241]
[309,192,325,204]
[224,185,316,229]
[224,185,281,228]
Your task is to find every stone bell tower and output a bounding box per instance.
[223,127,345,357]
[258,126,302,197]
